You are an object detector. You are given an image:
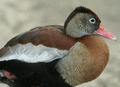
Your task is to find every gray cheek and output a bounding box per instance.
[86,24,96,33]
[78,24,84,31]
[78,24,89,33]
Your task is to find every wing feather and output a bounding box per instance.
[0,43,68,63]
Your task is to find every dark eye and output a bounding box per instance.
[89,18,96,24]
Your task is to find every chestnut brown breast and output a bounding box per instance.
[79,35,109,81]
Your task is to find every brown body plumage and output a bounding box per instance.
[0,6,114,87]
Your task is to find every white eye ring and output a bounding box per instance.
[89,18,96,24]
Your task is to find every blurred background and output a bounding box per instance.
[0,0,120,87]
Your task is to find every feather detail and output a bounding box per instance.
[0,43,68,63]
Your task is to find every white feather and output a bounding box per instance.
[0,43,68,63]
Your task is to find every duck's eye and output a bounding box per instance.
[89,18,96,24]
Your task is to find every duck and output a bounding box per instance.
[0,6,116,87]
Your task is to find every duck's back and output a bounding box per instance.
[4,25,76,50]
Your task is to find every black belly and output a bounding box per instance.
[0,59,72,87]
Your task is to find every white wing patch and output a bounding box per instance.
[0,43,68,63]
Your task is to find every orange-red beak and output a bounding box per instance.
[95,24,116,40]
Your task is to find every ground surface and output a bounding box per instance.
[0,0,120,87]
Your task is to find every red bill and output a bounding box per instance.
[95,24,116,40]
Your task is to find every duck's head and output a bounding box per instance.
[64,6,116,40]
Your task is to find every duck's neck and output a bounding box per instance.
[56,35,109,86]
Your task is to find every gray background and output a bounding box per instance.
[0,0,120,87]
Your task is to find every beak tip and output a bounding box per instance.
[111,36,117,40]
[97,25,117,40]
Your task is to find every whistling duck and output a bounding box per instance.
[0,6,115,87]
